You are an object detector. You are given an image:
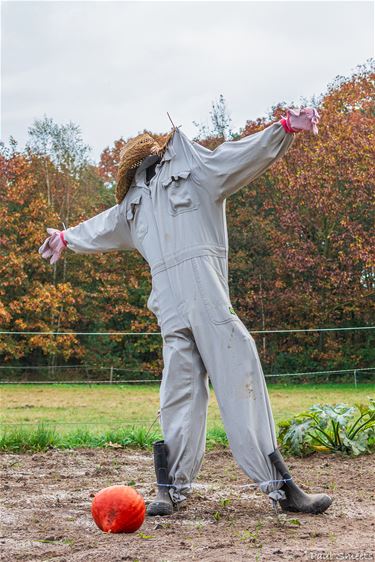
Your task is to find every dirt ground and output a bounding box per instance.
[1,449,374,562]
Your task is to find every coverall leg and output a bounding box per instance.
[147,269,210,501]
[160,328,209,498]
[153,254,283,502]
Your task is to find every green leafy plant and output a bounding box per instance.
[137,533,154,540]
[278,399,375,457]
[213,511,221,522]
[219,498,231,508]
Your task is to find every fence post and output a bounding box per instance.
[109,366,114,384]
[354,369,357,388]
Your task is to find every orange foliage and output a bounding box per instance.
[1,63,373,376]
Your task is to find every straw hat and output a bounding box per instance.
[116,129,176,204]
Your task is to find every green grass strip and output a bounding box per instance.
[0,423,229,453]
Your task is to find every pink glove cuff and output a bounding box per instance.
[60,231,68,247]
[280,117,297,134]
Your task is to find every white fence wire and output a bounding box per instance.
[0,366,374,387]
[1,325,374,335]
[1,326,373,386]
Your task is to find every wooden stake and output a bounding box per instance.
[167,112,176,130]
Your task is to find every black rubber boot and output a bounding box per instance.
[147,440,174,516]
[269,448,333,514]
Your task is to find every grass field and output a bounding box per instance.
[1,382,374,430]
[1,383,374,451]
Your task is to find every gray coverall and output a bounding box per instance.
[64,122,294,502]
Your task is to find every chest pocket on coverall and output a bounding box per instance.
[162,170,200,216]
[126,193,148,242]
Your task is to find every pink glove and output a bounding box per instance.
[280,107,320,135]
[38,228,67,265]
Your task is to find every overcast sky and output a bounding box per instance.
[1,1,374,161]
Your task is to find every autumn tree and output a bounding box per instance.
[0,134,161,379]
[227,60,374,374]
[193,94,234,141]
[1,63,373,381]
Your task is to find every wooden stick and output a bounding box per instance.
[167,112,176,129]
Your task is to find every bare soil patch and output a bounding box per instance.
[1,449,374,561]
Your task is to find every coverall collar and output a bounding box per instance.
[161,143,176,163]
[133,129,179,188]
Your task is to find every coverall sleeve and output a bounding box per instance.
[194,122,295,201]
[63,203,135,254]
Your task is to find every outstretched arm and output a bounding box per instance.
[192,107,319,201]
[39,202,135,264]
[64,203,134,254]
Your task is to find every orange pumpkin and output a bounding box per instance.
[91,485,146,533]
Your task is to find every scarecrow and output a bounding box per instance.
[39,108,332,516]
